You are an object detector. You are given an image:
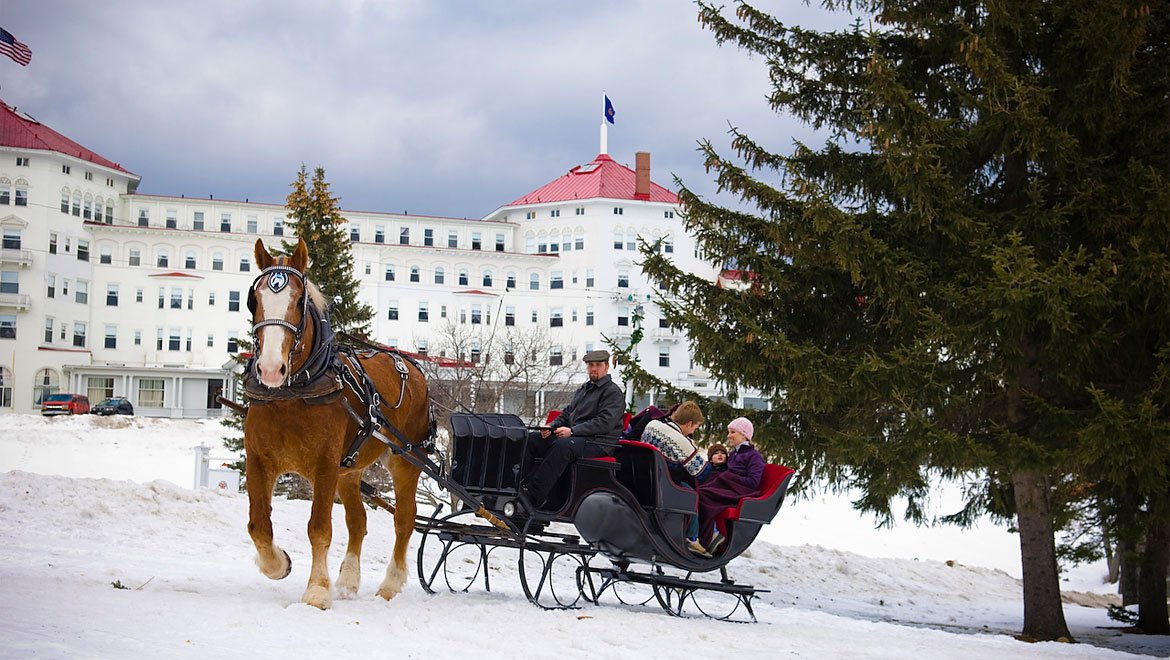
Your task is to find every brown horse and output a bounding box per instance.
[244,237,426,609]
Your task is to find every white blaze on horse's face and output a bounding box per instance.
[254,277,298,388]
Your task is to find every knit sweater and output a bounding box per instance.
[640,419,707,476]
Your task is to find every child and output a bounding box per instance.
[707,444,728,472]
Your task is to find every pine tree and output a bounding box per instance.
[284,165,373,336]
[630,1,1168,641]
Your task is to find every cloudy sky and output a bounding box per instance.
[0,1,849,219]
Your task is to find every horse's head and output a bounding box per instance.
[250,238,316,388]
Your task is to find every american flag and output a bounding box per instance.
[0,27,32,67]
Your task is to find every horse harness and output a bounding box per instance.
[244,264,435,469]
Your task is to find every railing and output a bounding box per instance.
[0,248,32,267]
[0,292,31,310]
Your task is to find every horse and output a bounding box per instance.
[243,237,428,609]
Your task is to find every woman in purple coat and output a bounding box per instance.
[692,417,765,554]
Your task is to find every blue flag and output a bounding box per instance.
[604,95,615,124]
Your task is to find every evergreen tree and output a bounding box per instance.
[284,165,373,336]
[630,1,1168,641]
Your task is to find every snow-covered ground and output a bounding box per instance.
[0,414,1165,659]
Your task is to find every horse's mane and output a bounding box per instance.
[305,279,327,313]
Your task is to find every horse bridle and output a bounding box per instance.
[249,264,311,354]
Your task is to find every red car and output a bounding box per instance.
[41,393,91,416]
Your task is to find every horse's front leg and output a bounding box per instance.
[302,468,339,609]
[334,470,367,599]
[378,456,421,600]
[246,455,292,580]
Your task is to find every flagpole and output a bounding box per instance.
[600,90,608,156]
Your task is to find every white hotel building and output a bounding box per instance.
[0,101,731,418]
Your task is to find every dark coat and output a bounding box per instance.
[696,442,766,546]
[550,373,625,440]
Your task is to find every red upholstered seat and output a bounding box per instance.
[714,463,795,533]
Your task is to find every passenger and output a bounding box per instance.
[639,400,707,483]
[688,417,765,556]
[521,349,625,509]
[707,443,729,473]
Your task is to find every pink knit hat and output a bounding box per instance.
[727,417,754,441]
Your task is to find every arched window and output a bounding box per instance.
[33,368,60,406]
[537,231,548,254]
[549,230,560,253]
[562,228,572,252]
[434,267,445,284]
[575,228,585,250]
[613,227,624,250]
[525,232,535,254]
[0,366,12,407]
[72,190,82,216]
[94,196,104,222]
[60,188,70,213]
[482,270,493,287]
[626,230,636,251]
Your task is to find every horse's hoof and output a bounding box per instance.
[302,584,332,610]
[257,548,292,580]
[336,554,361,599]
[277,550,292,579]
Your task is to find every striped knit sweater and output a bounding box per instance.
[640,419,707,476]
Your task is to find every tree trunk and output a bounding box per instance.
[1137,499,1170,634]
[1012,468,1074,642]
[1120,538,1141,606]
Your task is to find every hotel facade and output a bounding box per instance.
[0,101,740,418]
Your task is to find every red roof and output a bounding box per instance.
[0,100,133,174]
[509,154,677,206]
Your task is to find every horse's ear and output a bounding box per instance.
[291,238,309,271]
[255,239,274,270]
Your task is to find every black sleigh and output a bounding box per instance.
[412,412,795,621]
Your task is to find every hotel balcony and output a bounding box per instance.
[0,292,31,310]
[0,248,32,268]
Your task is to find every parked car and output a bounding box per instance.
[41,393,91,416]
[92,397,134,416]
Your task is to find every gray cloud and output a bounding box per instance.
[1,1,846,217]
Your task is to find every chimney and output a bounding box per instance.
[634,151,651,200]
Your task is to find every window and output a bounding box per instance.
[618,306,629,327]
[239,257,250,272]
[208,292,216,306]
[470,341,482,365]
[129,248,141,266]
[0,314,15,339]
[73,322,87,347]
[495,233,505,252]
[586,306,594,326]
[418,302,429,322]
[505,306,515,326]
[550,209,561,218]
[549,346,563,366]
[134,330,142,346]
[186,330,193,352]
[659,348,670,367]
[506,272,516,289]
[228,291,240,312]
[664,237,674,254]
[185,251,197,269]
[136,288,143,303]
[212,252,224,271]
[471,232,481,250]
[471,304,482,324]
[659,316,670,329]
[207,333,214,347]
[550,308,563,328]
[576,207,585,216]
[410,266,420,283]
[186,288,194,310]
[62,164,71,174]
[550,272,563,290]
[350,224,361,242]
[571,308,578,322]
[156,249,169,268]
[504,346,515,365]
[384,265,395,281]
[0,366,10,407]
[169,329,181,351]
[220,213,232,232]
[482,271,493,287]
[399,227,410,245]
[77,240,89,262]
[106,284,118,306]
[531,310,538,323]
[424,228,434,246]
[525,234,535,253]
[387,302,399,320]
[434,267,444,284]
[374,226,385,244]
[416,339,428,356]
[617,270,629,288]
[105,325,117,349]
[166,209,177,229]
[138,208,149,227]
[193,211,205,231]
[44,318,53,343]
[665,210,675,219]
[1,229,18,249]
[458,270,468,286]
[448,230,458,248]
[170,288,182,309]
[562,233,571,252]
[273,218,283,236]
[15,157,28,166]
[0,184,10,206]
[157,287,165,309]
[1,271,20,294]
[93,198,103,222]
[247,216,258,234]
[529,274,540,290]
[586,270,594,287]
[14,185,27,207]
[105,202,113,221]
[613,207,624,215]
[227,332,239,353]
[614,229,623,250]
[46,274,54,298]
[525,211,535,220]
[100,246,112,265]
[138,379,165,408]
[627,231,636,251]
[49,233,57,254]
[440,305,447,319]
[549,232,559,253]
[32,368,59,405]
[538,236,547,253]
